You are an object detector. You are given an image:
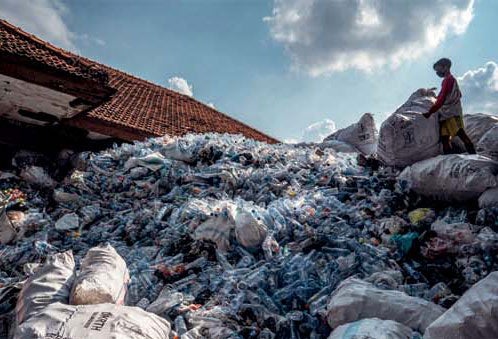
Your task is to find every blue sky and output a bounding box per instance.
[1,0,497,142]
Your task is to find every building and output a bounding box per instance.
[0,19,278,152]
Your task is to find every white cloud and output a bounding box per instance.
[459,61,498,115]
[286,119,336,143]
[0,0,77,51]
[207,102,216,109]
[302,119,336,142]
[265,0,474,75]
[78,33,106,47]
[168,76,194,97]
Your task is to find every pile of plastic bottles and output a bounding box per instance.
[0,133,497,338]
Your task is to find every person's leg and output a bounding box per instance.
[441,135,452,154]
[456,129,476,154]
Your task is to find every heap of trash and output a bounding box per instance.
[0,89,497,339]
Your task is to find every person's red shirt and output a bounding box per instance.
[429,73,456,114]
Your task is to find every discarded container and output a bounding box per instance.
[0,131,496,337]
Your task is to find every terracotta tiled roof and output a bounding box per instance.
[0,19,109,84]
[0,19,279,144]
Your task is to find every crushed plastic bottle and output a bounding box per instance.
[0,132,496,337]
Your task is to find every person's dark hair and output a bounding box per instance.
[433,58,452,69]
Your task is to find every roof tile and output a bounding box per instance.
[0,19,278,144]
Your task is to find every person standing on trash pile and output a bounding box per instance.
[423,58,476,155]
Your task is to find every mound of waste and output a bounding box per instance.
[0,133,498,338]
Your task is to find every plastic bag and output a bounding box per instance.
[193,214,234,251]
[408,208,435,226]
[124,152,168,172]
[378,89,441,167]
[14,302,171,339]
[54,213,79,231]
[431,221,475,244]
[328,318,419,339]
[16,251,75,324]
[399,154,498,201]
[327,278,445,333]
[70,244,130,305]
[324,113,377,155]
[160,138,194,163]
[477,125,498,161]
[319,140,359,153]
[20,166,57,188]
[234,206,268,249]
[425,272,498,339]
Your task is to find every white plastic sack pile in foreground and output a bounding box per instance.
[324,113,377,155]
[377,88,441,167]
[14,302,171,339]
[328,318,419,339]
[326,278,445,333]
[70,244,130,305]
[425,271,498,339]
[16,251,75,325]
[477,125,498,161]
[399,154,498,201]
[463,113,498,144]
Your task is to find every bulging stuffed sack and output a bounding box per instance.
[425,272,498,339]
[324,113,377,155]
[326,278,445,333]
[328,318,419,339]
[399,154,498,201]
[479,187,498,209]
[477,125,498,161]
[378,88,441,167]
[16,251,75,325]
[14,302,171,339]
[463,113,498,144]
[70,244,130,305]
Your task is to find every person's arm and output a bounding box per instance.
[424,77,454,117]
